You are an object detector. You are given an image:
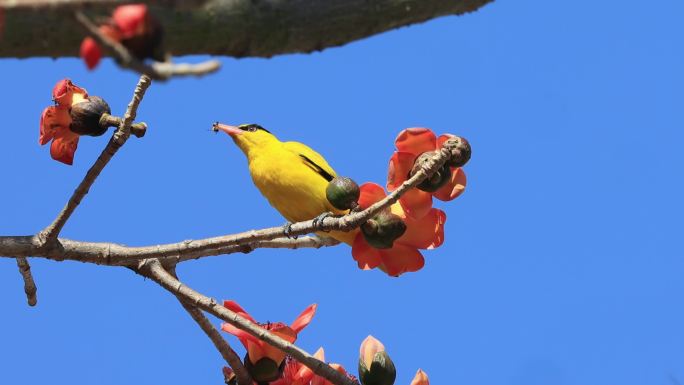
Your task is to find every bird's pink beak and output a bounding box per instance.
[213,122,243,136]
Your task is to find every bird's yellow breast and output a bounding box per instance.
[246,142,357,245]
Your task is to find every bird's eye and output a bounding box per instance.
[247,125,257,132]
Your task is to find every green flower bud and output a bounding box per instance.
[359,336,397,385]
[326,176,361,210]
[361,211,406,249]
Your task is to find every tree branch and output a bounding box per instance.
[169,267,252,385]
[15,257,37,306]
[74,11,220,81]
[137,259,357,385]
[0,140,456,264]
[1,0,493,58]
[38,74,151,243]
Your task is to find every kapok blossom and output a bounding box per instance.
[352,183,446,277]
[220,300,317,367]
[270,348,323,385]
[80,4,162,70]
[409,369,430,385]
[388,127,467,220]
[39,79,89,165]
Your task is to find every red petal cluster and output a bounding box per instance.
[79,4,162,70]
[351,182,446,277]
[220,300,317,367]
[271,348,350,385]
[388,127,467,219]
[39,79,89,165]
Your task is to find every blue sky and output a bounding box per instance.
[1,1,684,384]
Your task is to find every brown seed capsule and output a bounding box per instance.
[243,355,284,383]
[409,151,452,193]
[443,135,471,168]
[69,96,111,136]
[326,177,361,210]
[361,211,407,249]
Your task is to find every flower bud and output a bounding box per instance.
[244,355,284,383]
[69,96,111,137]
[443,136,471,168]
[409,369,429,385]
[358,336,396,385]
[326,177,361,210]
[361,211,406,249]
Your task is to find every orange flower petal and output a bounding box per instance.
[291,304,317,334]
[80,37,102,70]
[399,208,446,250]
[360,336,385,367]
[52,79,88,107]
[358,183,387,209]
[222,300,257,323]
[434,167,467,201]
[410,369,430,385]
[399,188,433,220]
[379,243,425,277]
[387,152,415,191]
[394,127,437,156]
[113,4,148,38]
[39,106,70,145]
[49,131,79,165]
[351,233,383,270]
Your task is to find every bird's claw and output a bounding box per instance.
[312,212,334,232]
[282,222,298,239]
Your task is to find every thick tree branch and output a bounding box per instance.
[74,11,220,80]
[38,75,151,242]
[1,0,493,58]
[137,259,357,385]
[15,257,37,306]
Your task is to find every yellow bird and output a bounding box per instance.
[214,123,358,245]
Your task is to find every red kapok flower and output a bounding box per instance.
[79,4,162,70]
[220,301,317,368]
[271,348,324,385]
[409,369,430,385]
[352,183,446,277]
[388,127,467,219]
[39,79,90,165]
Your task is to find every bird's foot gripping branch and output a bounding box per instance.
[213,123,471,277]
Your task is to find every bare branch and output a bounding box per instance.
[1,140,457,264]
[138,259,357,385]
[15,257,37,306]
[38,75,152,242]
[74,11,220,81]
[168,266,252,385]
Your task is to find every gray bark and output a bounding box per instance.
[1,0,492,58]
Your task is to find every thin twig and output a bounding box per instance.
[39,75,152,242]
[138,259,358,385]
[99,113,147,138]
[15,257,37,306]
[74,11,220,80]
[169,267,252,385]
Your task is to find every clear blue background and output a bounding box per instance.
[1,1,683,384]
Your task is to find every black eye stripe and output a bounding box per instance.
[240,124,271,134]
